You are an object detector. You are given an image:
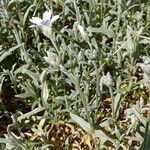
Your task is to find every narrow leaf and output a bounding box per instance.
[17,107,45,122]
[70,112,93,134]
[0,44,23,62]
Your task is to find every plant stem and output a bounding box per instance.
[147,87,150,126]
[142,87,150,149]
[109,85,115,118]
[93,61,100,106]
[59,65,94,130]
[101,0,103,21]
[50,36,59,55]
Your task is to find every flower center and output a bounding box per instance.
[41,20,51,27]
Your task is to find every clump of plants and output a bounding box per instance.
[0,0,150,149]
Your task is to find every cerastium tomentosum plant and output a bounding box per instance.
[85,49,100,106]
[136,56,150,149]
[1,0,149,149]
[44,51,94,130]
[101,72,115,118]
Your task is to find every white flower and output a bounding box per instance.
[30,10,59,38]
[77,24,89,41]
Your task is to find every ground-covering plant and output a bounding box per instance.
[0,0,150,149]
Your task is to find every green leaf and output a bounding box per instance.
[22,69,39,87]
[0,44,23,62]
[70,112,93,134]
[87,26,114,37]
[23,4,35,26]
[17,107,45,122]
[15,92,33,98]
[93,130,115,145]
[133,107,147,126]
[0,138,9,143]
[41,81,49,101]
[114,93,121,117]
[140,121,150,150]
[15,82,37,99]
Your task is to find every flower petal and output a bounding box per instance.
[50,15,59,25]
[29,24,38,28]
[43,10,52,21]
[30,17,42,26]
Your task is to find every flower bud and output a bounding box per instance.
[40,69,47,83]
[41,81,49,101]
[42,27,52,38]
[85,49,97,60]
[134,11,143,21]
[44,51,61,67]
[102,72,113,87]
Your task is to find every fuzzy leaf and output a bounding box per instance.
[0,44,23,62]
[70,112,93,134]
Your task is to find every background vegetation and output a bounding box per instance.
[0,0,150,149]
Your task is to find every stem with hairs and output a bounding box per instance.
[109,85,115,119]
